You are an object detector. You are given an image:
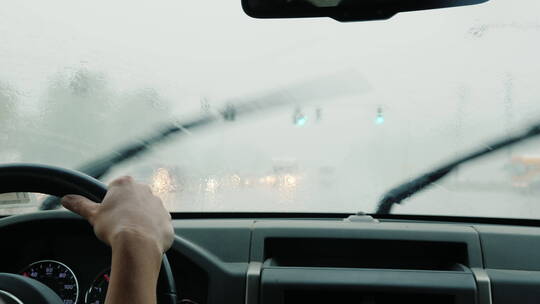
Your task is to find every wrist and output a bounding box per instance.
[111,228,164,257]
[107,229,162,304]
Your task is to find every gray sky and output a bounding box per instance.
[1,0,540,217]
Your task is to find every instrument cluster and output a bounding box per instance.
[19,260,110,304]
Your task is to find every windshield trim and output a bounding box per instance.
[374,214,540,228]
[2,212,540,227]
[159,212,540,227]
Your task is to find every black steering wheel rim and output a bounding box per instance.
[0,163,107,203]
[0,163,177,304]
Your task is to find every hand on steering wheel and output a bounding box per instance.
[62,175,174,304]
[62,175,174,254]
[0,164,177,304]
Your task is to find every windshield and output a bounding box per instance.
[2,0,540,218]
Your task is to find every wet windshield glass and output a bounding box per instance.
[1,0,540,217]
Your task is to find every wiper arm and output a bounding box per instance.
[375,122,540,214]
[40,71,365,210]
[72,116,216,180]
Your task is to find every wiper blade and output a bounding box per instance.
[375,122,540,214]
[40,71,366,210]
[39,116,216,210]
[70,116,217,179]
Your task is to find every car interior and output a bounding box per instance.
[2,0,540,303]
[3,164,540,304]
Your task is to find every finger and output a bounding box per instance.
[61,195,100,223]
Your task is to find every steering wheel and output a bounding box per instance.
[0,163,177,304]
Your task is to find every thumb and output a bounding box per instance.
[61,195,99,223]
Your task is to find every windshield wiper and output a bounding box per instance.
[40,71,364,210]
[38,116,216,210]
[375,122,540,214]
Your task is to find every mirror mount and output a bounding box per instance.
[242,0,489,22]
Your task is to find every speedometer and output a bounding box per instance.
[20,260,79,304]
[85,269,110,304]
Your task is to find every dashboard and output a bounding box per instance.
[0,219,111,304]
[0,215,206,304]
[2,211,540,303]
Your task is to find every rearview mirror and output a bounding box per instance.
[242,0,488,22]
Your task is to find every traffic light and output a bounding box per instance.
[375,106,384,125]
[223,104,236,121]
[293,108,307,126]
